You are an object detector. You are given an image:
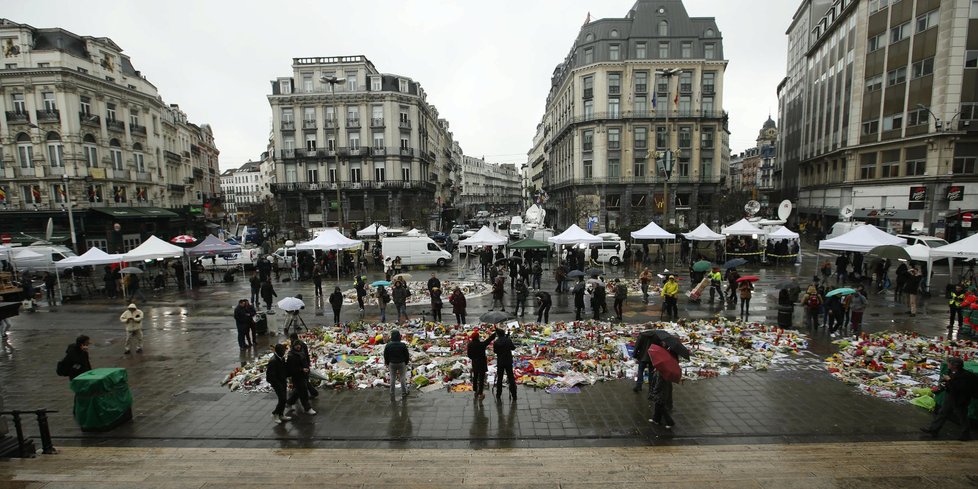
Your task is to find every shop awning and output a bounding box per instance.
[852,209,922,220]
[90,207,179,218]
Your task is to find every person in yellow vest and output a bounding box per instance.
[120,303,144,354]
[661,275,679,321]
[949,283,965,336]
[708,267,723,303]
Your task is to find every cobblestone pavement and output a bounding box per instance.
[0,250,968,449]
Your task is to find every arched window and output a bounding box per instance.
[16,133,33,168]
[83,134,98,168]
[132,143,145,173]
[109,138,123,170]
[658,20,669,36]
[46,132,64,168]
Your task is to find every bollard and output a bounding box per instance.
[34,409,57,454]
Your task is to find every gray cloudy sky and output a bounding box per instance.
[8,0,798,169]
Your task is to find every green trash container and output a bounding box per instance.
[935,361,978,422]
[69,368,133,432]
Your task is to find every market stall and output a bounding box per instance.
[549,224,602,270]
[766,226,801,265]
[682,224,725,264]
[295,229,363,281]
[932,233,978,284]
[630,220,676,265]
[721,218,768,263]
[455,226,508,278]
[817,225,905,279]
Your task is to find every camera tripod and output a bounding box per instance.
[282,310,307,335]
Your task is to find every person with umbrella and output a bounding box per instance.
[535,290,552,323]
[514,279,529,317]
[632,330,654,392]
[493,324,517,401]
[260,279,277,312]
[724,267,741,307]
[328,286,343,327]
[233,299,256,350]
[393,280,411,323]
[639,268,653,304]
[661,275,679,321]
[573,277,586,320]
[123,269,145,304]
[450,286,467,326]
[466,327,498,401]
[376,284,391,322]
[825,291,845,335]
[613,279,627,322]
[738,278,755,321]
[430,287,443,322]
[847,285,869,333]
[648,340,679,429]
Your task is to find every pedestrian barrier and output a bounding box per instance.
[0,409,58,458]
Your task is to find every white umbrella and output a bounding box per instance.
[277,296,305,312]
[119,267,144,274]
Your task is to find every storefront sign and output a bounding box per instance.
[908,186,926,210]
[963,212,973,228]
[947,185,964,201]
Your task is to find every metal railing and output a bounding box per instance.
[371,117,385,127]
[346,118,361,128]
[129,123,146,135]
[271,179,435,193]
[79,112,100,127]
[281,120,295,130]
[0,409,58,457]
[35,110,60,122]
[549,174,723,189]
[4,111,30,123]
[398,119,411,129]
[106,119,125,132]
[302,120,317,129]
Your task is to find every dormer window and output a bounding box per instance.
[658,20,669,36]
[705,28,715,37]
[399,79,408,92]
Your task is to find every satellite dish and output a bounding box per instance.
[840,205,855,221]
[744,200,761,217]
[777,200,792,221]
[45,217,54,242]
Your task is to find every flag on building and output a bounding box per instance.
[651,92,657,109]
[673,88,679,107]
[31,185,41,203]
[0,186,6,203]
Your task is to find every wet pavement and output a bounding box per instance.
[0,248,966,449]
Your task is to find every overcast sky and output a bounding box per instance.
[8,0,799,169]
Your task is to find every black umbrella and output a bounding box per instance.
[723,258,748,269]
[775,279,799,289]
[494,257,523,266]
[585,268,604,277]
[567,270,586,278]
[651,330,691,359]
[479,310,514,324]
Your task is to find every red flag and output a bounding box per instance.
[674,89,679,107]
[31,185,41,202]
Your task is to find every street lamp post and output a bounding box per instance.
[62,173,77,254]
[655,68,679,226]
[321,75,347,232]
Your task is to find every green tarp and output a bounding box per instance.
[69,367,133,431]
[508,238,551,250]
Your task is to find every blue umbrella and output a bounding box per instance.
[723,258,747,269]
[826,287,856,298]
[371,280,392,287]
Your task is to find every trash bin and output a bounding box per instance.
[255,311,269,335]
[69,368,133,432]
[777,304,794,328]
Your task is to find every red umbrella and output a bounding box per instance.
[647,344,681,383]
[170,235,197,244]
[736,275,760,283]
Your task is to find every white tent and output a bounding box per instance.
[817,224,904,253]
[548,224,602,245]
[122,235,185,262]
[457,226,508,247]
[295,229,363,251]
[767,226,800,240]
[630,220,676,240]
[931,233,978,260]
[721,218,768,236]
[356,223,388,238]
[683,223,725,241]
[57,247,122,269]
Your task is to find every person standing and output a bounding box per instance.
[622,246,632,275]
[514,279,529,317]
[287,333,317,400]
[173,260,186,290]
[376,284,391,322]
[639,268,653,304]
[490,276,506,311]
[312,265,323,298]
[43,271,57,307]
[554,265,568,294]
[328,286,343,326]
[383,330,410,399]
[949,283,966,336]
[466,328,498,401]
[595,280,608,315]
[493,324,517,401]
[920,357,978,441]
[60,335,92,380]
[427,272,441,295]
[103,266,117,298]
[573,278,586,320]
[848,286,868,334]
[803,284,822,330]
[392,281,411,323]
[354,275,367,312]
[249,273,262,307]
[266,343,291,424]
[531,261,543,290]
[120,303,144,354]
[649,351,677,429]
[632,331,653,392]
[233,299,256,350]
[430,287,443,322]
[738,280,754,321]
[905,266,922,317]
[708,268,723,304]
[613,279,627,322]
[285,341,316,415]
[724,267,741,307]
[535,290,552,323]
[450,287,467,326]
[260,279,277,312]
[835,253,850,285]
[661,275,679,321]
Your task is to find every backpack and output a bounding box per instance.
[56,355,70,376]
[806,294,820,309]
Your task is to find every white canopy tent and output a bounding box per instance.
[122,235,184,262]
[457,226,508,247]
[187,235,243,257]
[404,228,425,237]
[932,233,978,283]
[768,226,800,240]
[683,223,725,241]
[721,218,768,236]
[296,229,363,281]
[356,223,389,238]
[56,247,122,269]
[817,224,904,253]
[548,224,602,245]
[630,220,676,240]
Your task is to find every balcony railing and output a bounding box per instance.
[399,147,414,157]
[106,119,125,132]
[302,120,317,130]
[168,183,185,192]
[554,110,727,139]
[4,111,30,124]
[346,118,361,128]
[372,147,387,156]
[398,120,411,129]
[164,150,182,163]
[371,118,385,127]
[109,168,131,180]
[271,180,436,193]
[17,166,37,177]
[35,110,60,122]
[550,175,723,190]
[80,113,100,127]
[324,118,338,128]
[136,171,152,182]
[281,120,295,130]
[130,123,147,135]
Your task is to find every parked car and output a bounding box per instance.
[896,234,949,248]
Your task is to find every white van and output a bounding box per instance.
[577,240,627,266]
[826,221,866,240]
[382,236,452,267]
[509,216,524,241]
[11,244,77,272]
